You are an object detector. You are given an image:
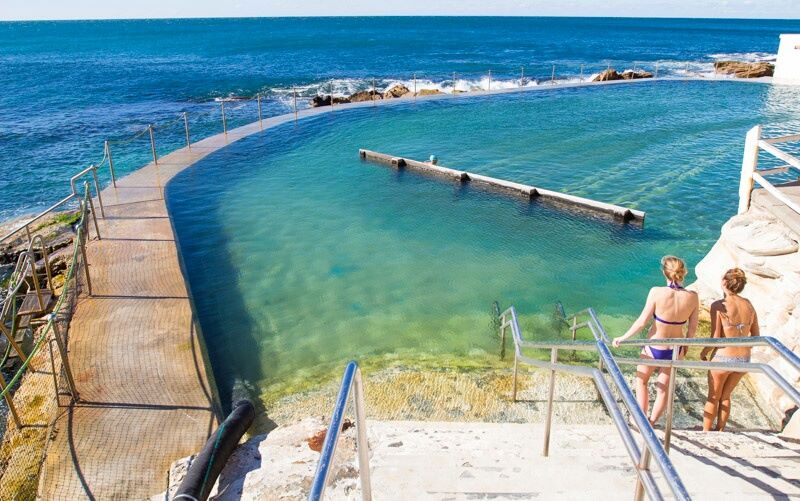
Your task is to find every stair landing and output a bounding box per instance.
[354,421,800,500]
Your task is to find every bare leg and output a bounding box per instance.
[704,370,729,431]
[635,358,656,417]
[717,372,745,431]
[649,368,671,425]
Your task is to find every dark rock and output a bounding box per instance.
[714,61,774,78]
[620,70,653,80]
[310,95,332,107]
[332,96,350,105]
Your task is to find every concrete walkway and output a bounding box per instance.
[38,128,265,499]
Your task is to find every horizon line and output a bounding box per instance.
[3,14,800,22]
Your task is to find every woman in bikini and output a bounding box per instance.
[699,268,759,432]
[612,256,699,426]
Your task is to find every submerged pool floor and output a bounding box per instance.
[166,80,800,406]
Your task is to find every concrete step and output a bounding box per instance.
[334,421,800,500]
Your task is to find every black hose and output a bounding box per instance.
[174,399,255,501]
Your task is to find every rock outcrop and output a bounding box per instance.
[692,206,799,429]
[309,95,331,107]
[714,61,774,78]
[383,84,410,99]
[348,90,382,103]
[417,88,443,96]
[592,68,653,82]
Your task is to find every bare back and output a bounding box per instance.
[711,295,759,358]
[647,286,699,347]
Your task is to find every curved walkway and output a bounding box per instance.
[37,77,754,499]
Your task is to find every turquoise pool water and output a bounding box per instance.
[167,80,800,407]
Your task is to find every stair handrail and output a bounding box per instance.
[500,305,690,501]
[308,360,372,501]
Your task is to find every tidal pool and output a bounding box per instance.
[166,80,800,408]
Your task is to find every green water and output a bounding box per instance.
[166,81,800,406]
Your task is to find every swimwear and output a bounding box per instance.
[713,354,751,363]
[653,282,688,325]
[646,346,674,360]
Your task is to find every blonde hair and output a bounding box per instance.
[661,255,687,284]
[723,268,747,294]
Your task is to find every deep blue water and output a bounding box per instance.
[3,17,800,221]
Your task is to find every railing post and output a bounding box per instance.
[738,125,761,214]
[580,64,584,82]
[372,78,376,106]
[257,94,263,129]
[183,112,191,149]
[24,224,32,243]
[542,347,558,457]
[452,72,457,94]
[79,225,93,296]
[50,314,79,402]
[293,86,298,124]
[663,344,679,453]
[148,125,158,165]
[83,181,101,241]
[499,319,507,360]
[413,73,417,102]
[634,447,651,501]
[512,354,519,402]
[90,166,105,219]
[551,64,556,84]
[353,368,372,501]
[520,65,525,87]
[488,69,492,91]
[105,140,117,188]
[221,101,228,134]
[0,371,21,428]
[48,339,60,403]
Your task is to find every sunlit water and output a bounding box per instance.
[167,80,800,407]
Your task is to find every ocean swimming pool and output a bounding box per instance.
[166,80,800,407]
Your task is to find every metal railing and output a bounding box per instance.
[738,125,800,215]
[309,361,372,501]
[500,305,689,501]
[615,336,800,451]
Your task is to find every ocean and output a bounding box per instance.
[2,16,799,222]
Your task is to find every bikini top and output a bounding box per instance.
[653,282,688,326]
[720,310,752,336]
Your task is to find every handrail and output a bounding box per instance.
[500,306,690,501]
[738,125,800,215]
[309,361,372,501]
[0,193,76,244]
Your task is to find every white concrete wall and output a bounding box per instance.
[774,34,800,85]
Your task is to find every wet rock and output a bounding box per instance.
[417,88,443,96]
[310,95,331,107]
[714,61,774,78]
[620,69,653,80]
[349,90,382,103]
[383,84,410,99]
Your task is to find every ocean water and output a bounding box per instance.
[3,17,800,222]
[5,17,800,408]
[166,80,800,406]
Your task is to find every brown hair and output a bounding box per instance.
[661,255,687,284]
[723,268,747,294]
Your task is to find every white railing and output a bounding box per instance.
[738,125,800,215]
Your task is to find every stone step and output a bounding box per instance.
[154,419,800,500]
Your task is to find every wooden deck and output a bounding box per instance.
[752,181,800,236]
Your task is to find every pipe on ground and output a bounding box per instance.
[174,399,255,501]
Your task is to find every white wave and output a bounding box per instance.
[709,52,776,63]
